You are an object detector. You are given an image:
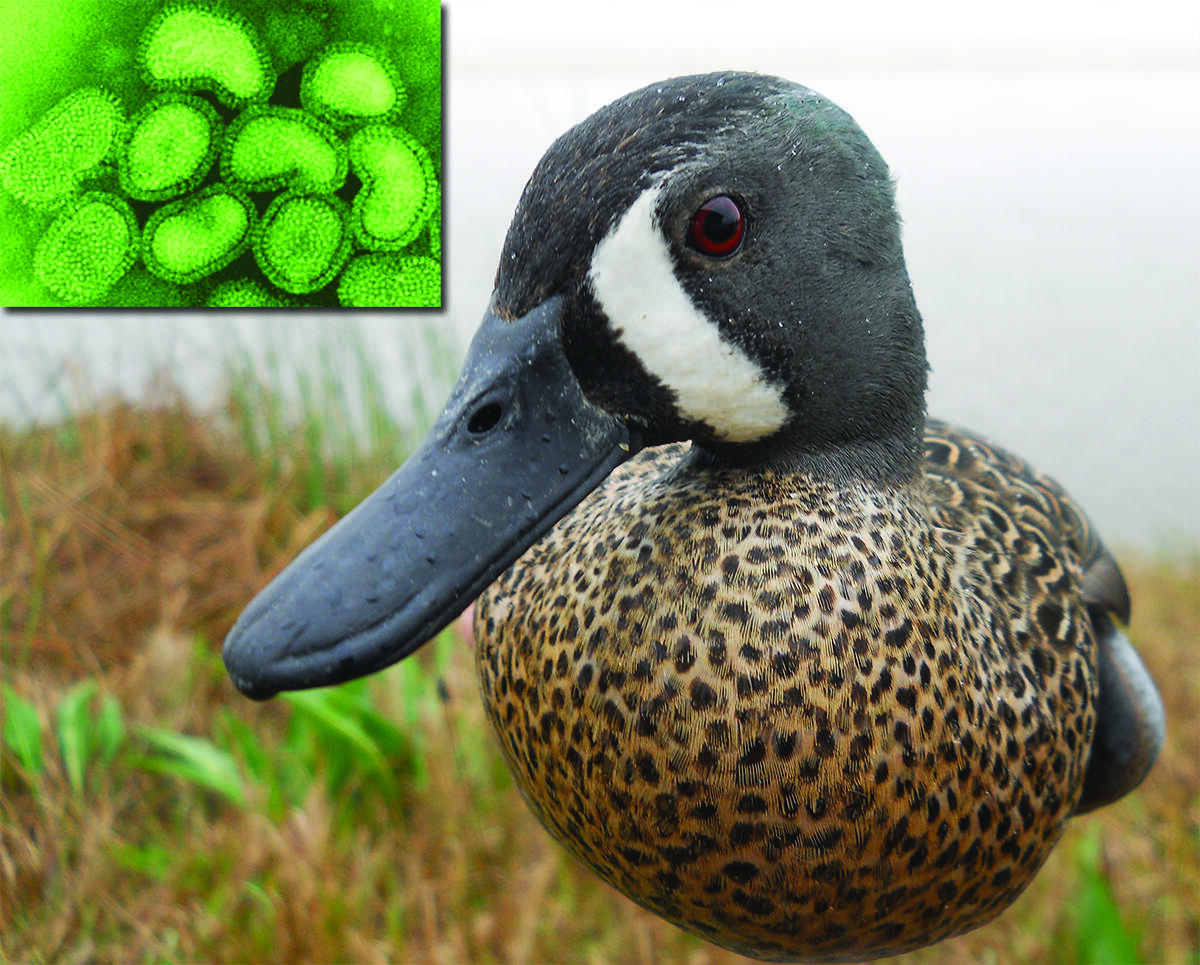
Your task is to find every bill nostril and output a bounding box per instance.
[467,402,503,434]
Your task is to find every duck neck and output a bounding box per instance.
[695,420,926,487]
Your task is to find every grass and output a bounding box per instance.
[1,336,1197,964]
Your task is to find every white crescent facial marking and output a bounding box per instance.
[586,182,789,443]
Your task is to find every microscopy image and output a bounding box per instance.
[0,0,441,308]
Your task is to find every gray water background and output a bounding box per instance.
[4,6,1198,555]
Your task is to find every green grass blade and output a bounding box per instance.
[3,685,46,776]
[135,726,246,807]
[110,841,173,882]
[214,709,270,784]
[94,693,126,765]
[215,708,314,816]
[282,688,391,776]
[1066,827,1145,964]
[56,680,97,795]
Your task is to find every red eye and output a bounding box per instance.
[686,195,744,257]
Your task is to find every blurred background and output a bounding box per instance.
[3,2,1197,963]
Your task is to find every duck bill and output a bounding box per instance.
[222,297,638,699]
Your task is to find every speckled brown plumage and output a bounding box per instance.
[475,419,1109,961]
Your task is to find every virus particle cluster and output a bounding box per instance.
[2,1,441,307]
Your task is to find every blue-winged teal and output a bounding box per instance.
[224,72,1164,961]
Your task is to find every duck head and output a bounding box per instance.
[223,71,928,699]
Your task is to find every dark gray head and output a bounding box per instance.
[223,72,930,698]
[499,70,927,478]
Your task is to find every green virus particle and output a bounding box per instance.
[138,2,274,108]
[142,184,255,284]
[119,93,221,202]
[222,106,347,194]
[206,277,289,307]
[253,191,350,294]
[0,88,123,211]
[300,42,405,129]
[337,253,440,308]
[348,125,436,251]
[32,192,139,304]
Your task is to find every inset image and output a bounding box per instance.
[0,0,441,308]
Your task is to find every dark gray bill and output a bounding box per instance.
[222,297,637,699]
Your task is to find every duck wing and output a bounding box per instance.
[922,418,1163,815]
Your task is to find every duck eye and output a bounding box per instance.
[686,195,744,257]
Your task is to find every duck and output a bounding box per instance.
[222,71,1165,961]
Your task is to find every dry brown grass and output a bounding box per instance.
[1,394,1196,964]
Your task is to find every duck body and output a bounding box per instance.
[477,422,1103,960]
[223,71,1163,961]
